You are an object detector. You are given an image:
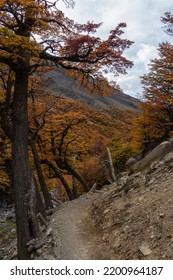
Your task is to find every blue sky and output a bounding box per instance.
[59,0,172,98]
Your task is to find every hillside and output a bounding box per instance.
[0,67,150,260]
[42,67,140,113]
[32,137,173,259]
[50,137,173,260]
[86,139,173,259]
[0,90,139,194]
[1,138,173,259]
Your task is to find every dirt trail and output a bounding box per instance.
[50,192,106,260]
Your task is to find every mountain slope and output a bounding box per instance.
[87,138,173,259]
[42,67,140,112]
[34,137,173,260]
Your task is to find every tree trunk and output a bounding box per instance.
[12,69,40,259]
[43,161,74,200]
[64,159,90,192]
[31,141,53,210]
[4,159,13,191]
[34,176,47,220]
[107,147,117,182]
[72,175,78,198]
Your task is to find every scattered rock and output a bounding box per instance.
[41,253,56,260]
[30,253,34,259]
[34,240,46,250]
[27,245,34,253]
[139,244,152,256]
[46,228,52,237]
[159,213,165,218]
[103,209,110,214]
[86,142,173,260]
[5,213,15,221]
[26,239,37,247]
[117,176,128,186]
[46,209,55,216]
[126,157,137,170]
[35,248,43,256]
[10,251,18,260]
[2,138,173,260]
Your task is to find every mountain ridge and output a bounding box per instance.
[42,67,140,113]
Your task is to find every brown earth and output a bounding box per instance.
[1,140,173,260]
[49,192,107,260]
[47,140,173,260]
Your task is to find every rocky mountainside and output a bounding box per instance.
[1,138,173,260]
[42,67,140,113]
[87,138,173,259]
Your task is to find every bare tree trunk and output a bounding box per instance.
[12,69,40,259]
[63,159,90,192]
[107,147,116,182]
[72,175,78,198]
[43,161,74,200]
[34,176,47,220]
[4,159,13,190]
[31,141,53,210]
[101,161,114,184]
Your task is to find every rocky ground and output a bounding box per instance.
[1,139,173,260]
[88,167,173,259]
[0,206,17,260]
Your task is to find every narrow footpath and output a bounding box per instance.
[50,192,107,260]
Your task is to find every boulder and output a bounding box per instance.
[133,138,173,172]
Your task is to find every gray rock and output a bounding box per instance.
[102,184,112,190]
[5,212,15,221]
[125,157,137,172]
[117,176,128,186]
[26,239,37,246]
[139,244,152,256]
[134,138,173,172]
[30,253,34,259]
[41,253,56,260]
[10,251,18,260]
[34,240,46,250]
[27,245,34,253]
[46,228,52,237]
[35,248,43,256]
[103,208,110,214]
[126,157,137,167]
[117,172,129,178]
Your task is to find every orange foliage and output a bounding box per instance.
[28,92,138,187]
[0,1,133,94]
[132,42,173,151]
[0,0,134,195]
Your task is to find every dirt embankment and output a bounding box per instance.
[2,139,173,260]
[49,139,173,260]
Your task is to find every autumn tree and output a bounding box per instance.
[130,12,173,153]
[140,42,173,144]
[30,96,92,197]
[135,44,172,153]
[0,0,133,259]
[29,95,76,201]
[162,12,173,35]
[29,103,54,210]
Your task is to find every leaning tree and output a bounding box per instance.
[0,0,133,259]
